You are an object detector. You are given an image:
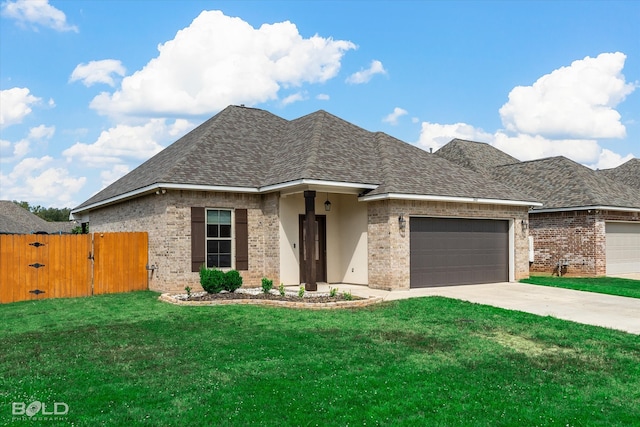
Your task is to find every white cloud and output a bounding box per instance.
[346,60,386,84]
[0,156,86,207]
[417,121,494,152]
[0,87,41,128]
[89,10,355,117]
[499,52,637,139]
[418,52,636,170]
[28,124,55,140]
[588,149,634,170]
[1,0,78,32]
[62,119,186,166]
[316,93,330,101]
[281,92,306,106]
[70,60,126,87]
[382,107,408,125]
[0,124,55,162]
[100,164,130,188]
[492,132,600,163]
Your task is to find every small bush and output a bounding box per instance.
[184,286,192,298]
[261,277,274,294]
[224,270,243,292]
[329,287,338,297]
[342,290,353,301]
[298,286,305,298]
[200,266,225,294]
[278,283,285,296]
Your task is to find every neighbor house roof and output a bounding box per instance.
[437,139,640,212]
[435,138,520,174]
[491,156,640,211]
[73,106,540,214]
[597,158,640,189]
[0,201,75,234]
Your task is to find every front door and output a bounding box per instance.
[299,215,327,283]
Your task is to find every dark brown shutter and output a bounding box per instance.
[191,207,205,272]
[235,209,248,270]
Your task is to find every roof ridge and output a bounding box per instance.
[303,111,325,179]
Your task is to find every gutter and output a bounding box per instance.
[358,192,542,208]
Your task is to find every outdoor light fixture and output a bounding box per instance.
[324,193,331,211]
[521,219,528,230]
[399,213,406,230]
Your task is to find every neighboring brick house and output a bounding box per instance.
[437,139,640,276]
[71,106,539,293]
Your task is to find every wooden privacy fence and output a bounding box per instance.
[0,232,148,304]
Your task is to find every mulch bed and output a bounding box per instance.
[184,292,362,304]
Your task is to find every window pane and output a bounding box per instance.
[207,240,219,253]
[219,254,231,268]
[219,210,231,224]
[207,210,219,224]
[206,256,216,268]
[219,240,231,254]
[207,224,219,238]
[220,224,231,238]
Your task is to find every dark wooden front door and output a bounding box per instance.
[299,215,327,283]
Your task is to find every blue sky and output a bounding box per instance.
[1,0,638,208]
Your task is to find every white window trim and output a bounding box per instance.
[205,208,235,270]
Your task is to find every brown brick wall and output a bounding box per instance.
[89,190,280,293]
[529,209,639,277]
[367,200,530,290]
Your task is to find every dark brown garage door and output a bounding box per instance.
[410,217,509,288]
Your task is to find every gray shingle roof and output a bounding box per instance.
[437,139,640,210]
[597,158,640,189]
[0,201,75,234]
[75,106,537,211]
[491,157,640,210]
[435,138,520,174]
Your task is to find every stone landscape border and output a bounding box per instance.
[159,293,384,310]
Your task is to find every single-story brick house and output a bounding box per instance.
[437,139,640,276]
[71,106,541,293]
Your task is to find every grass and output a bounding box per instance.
[1,291,639,426]
[521,276,640,299]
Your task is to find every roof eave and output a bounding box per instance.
[531,205,640,214]
[359,192,542,207]
[71,180,380,218]
[71,182,260,217]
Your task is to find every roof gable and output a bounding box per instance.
[436,138,520,174]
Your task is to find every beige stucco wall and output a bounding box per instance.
[279,193,368,285]
[367,199,531,290]
[88,190,279,293]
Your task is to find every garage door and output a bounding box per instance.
[606,222,640,275]
[410,217,509,288]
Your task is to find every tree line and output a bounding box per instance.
[13,200,72,222]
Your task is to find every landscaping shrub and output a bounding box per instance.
[199,266,226,294]
[261,277,274,294]
[224,270,243,292]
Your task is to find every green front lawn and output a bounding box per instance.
[521,276,640,299]
[1,291,639,426]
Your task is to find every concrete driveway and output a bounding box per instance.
[333,282,640,335]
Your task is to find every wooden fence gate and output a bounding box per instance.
[0,232,148,304]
